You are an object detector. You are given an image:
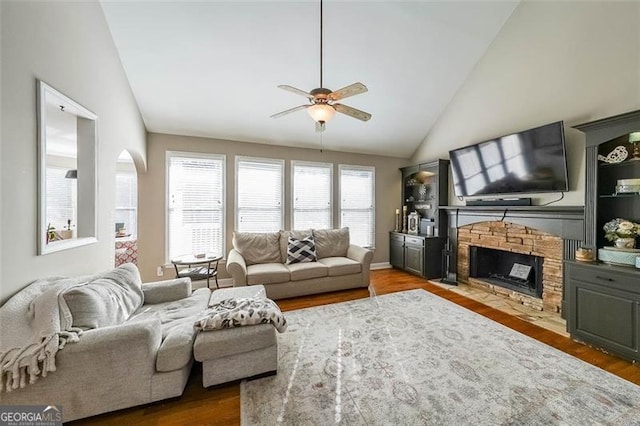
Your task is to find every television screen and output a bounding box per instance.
[449,121,569,197]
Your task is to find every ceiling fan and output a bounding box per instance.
[271,0,371,132]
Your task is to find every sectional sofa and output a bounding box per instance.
[0,264,210,422]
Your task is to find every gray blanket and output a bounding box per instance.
[194,297,287,333]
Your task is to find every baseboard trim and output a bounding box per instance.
[370,262,392,270]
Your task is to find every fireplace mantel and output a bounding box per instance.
[441,205,585,300]
[441,205,584,240]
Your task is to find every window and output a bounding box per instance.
[46,166,77,231]
[115,169,137,236]
[292,161,332,230]
[339,165,375,248]
[167,152,225,260]
[236,157,284,232]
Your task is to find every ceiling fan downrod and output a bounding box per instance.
[320,0,323,89]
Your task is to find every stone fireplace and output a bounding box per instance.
[457,221,563,313]
[469,246,543,298]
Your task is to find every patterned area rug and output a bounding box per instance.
[241,289,640,425]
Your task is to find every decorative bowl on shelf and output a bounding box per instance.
[575,248,594,262]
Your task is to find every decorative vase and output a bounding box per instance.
[614,237,636,249]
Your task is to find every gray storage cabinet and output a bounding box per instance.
[566,261,640,362]
[389,232,446,279]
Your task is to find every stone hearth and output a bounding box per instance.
[457,221,563,313]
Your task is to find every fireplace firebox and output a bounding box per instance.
[469,246,543,298]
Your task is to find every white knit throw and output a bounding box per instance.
[0,276,88,392]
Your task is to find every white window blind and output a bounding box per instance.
[340,165,375,248]
[292,161,332,230]
[236,157,283,232]
[167,152,225,260]
[46,166,77,231]
[115,171,137,236]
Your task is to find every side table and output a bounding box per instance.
[171,254,222,289]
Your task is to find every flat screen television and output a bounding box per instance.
[449,121,569,197]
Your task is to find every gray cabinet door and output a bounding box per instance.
[404,244,424,276]
[390,239,404,268]
[574,282,637,353]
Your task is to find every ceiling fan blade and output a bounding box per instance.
[277,85,314,99]
[334,103,372,122]
[270,105,309,119]
[328,82,368,101]
[316,121,326,133]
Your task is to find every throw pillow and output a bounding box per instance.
[279,229,312,262]
[286,236,317,264]
[313,227,349,259]
[232,232,281,265]
[63,263,144,330]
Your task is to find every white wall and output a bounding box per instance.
[411,1,640,206]
[1,2,147,303]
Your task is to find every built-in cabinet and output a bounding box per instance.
[565,261,639,361]
[389,232,446,278]
[569,110,640,362]
[391,159,449,279]
[401,159,449,237]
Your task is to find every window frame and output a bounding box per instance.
[165,150,227,263]
[338,164,376,249]
[235,156,285,233]
[291,160,333,231]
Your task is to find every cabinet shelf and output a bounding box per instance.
[599,193,640,198]
[598,158,640,168]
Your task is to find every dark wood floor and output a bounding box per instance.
[75,269,640,425]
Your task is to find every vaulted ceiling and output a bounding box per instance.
[101,1,519,158]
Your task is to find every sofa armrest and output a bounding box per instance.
[347,244,373,266]
[226,249,248,286]
[143,278,192,304]
[347,244,374,287]
[1,319,164,417]
[63,319,162,355]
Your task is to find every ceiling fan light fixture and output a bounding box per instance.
[307,104,335,123]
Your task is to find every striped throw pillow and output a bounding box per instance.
[286,236,317,264]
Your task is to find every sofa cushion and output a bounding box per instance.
[318,257,362,276]
[247,263,290,285]
[313,228,349,259]
[209,285,267,307]
[285,262,328,281]
[279,229,312,261]
[128,287,210,372]
[63,263,144,330]
[286,236,317,264]
[233,232,281,266]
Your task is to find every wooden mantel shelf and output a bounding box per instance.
[441,205,585,240]
[441,205,583,216]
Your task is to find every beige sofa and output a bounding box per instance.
[0,264,210,422]
[226,228,373,299]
